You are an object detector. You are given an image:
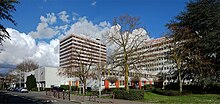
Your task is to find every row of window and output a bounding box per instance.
[145,67,175,71]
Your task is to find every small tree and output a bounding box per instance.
[26,74,37,90]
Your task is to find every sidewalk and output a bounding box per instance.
[70,93,148,104]
[42,91,149,104]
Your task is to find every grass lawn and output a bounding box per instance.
[142,92,220,104]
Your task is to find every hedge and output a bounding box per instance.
[164,83,220,94]
[59,85,79,91]
[152,89,191,96]
[144,84,155,90]
[60,85,69,90]
[113,89,144,100]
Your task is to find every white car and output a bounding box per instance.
[20,88,28,93]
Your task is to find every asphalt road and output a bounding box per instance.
[0,91,36,104]
[0,90,76,104]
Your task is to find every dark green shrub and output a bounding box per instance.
[71,86,78,91]
[182,85,202,94]
[113,89,144,100]
[152,89,191,96]
[103,88,125,94]
[124,89,144,100]
[60,85,69,90]
[31,87,38,91]
[165,83,203,94]
[87,87,91,92]
[113,89,126,99]
[205,84,220,94]
[164,83,179,90]
[144,84,155,90]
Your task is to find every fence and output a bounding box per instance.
[46,90,70,101]
[46,90,116,103]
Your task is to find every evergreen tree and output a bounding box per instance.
[26,74,37,90]
[167,0,220,90]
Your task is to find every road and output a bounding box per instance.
[0,90,77,104]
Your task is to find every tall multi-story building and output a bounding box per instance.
[111,37,175,86]
[59,34,107,68]
[59,34,175,90]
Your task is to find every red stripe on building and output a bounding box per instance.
[116,80,119,88]
[104,80,109,89]
[139,81,142,89]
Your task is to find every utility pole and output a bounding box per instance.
[19,70,21,88]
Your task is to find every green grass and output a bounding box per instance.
[142,92,220,104]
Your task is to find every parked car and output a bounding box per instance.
[7,87,14,91]
[20,88,28,93]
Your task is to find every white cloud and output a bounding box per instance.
[0,28,59,67]
[29,22,58,39]
[29,13,58,39]
[40,13,57,24]
[91,1,96,6]
[72,12,79,21]
[64,16,111,41]
[58,11,69,23]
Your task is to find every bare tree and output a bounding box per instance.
[104,14,148,91]
[16,59,39,72]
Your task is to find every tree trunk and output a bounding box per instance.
[177,60,182,92]
[83,79,86,95]
[124,51,129,92]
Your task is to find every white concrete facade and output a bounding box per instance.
[24,67,74,88]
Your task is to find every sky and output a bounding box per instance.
[0,0,188,73]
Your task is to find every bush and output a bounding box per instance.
[113,89,126,99]
[144,84,155,90]
[87,87,91,92]
[102,88,125,94]
[152,89,191,96]
[31,87,38,91]
[124,89,144,100]
[71,86,78,91]
[165,83,203,94]
[60,85,69,90]
[205,84,220,94]
[164,83,179,91]
[113,89,144,100]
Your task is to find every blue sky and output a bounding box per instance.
[0,0,188,73]
[3,0,187,38]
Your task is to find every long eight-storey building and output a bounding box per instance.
[60,34,106,68]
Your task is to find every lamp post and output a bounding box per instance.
[96,38,101,97]
[19,70,21,88]
[38,68,40,92]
